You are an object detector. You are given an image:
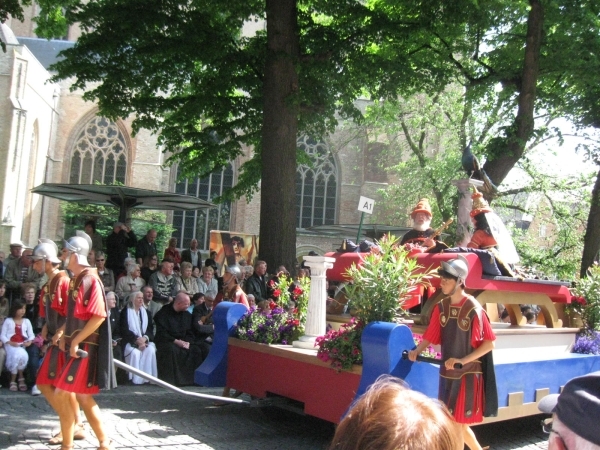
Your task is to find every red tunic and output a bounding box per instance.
[54,269,108,394]
[423,296,496,424]
[37,272,70,386]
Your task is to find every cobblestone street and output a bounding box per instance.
[0,384,550,450]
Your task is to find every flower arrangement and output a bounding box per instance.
[572,331,600,355]
[315,234,430,370]
[315,317,364,371]
[234,273,310,345]
[413,333,441,359]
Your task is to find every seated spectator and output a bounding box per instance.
[1,300,34,392]
[175,262,201,297]
[154,292,207,386]
[141,286,162,333]
[84,219,104,252]
[538,371,600,449]
[21,282,41,389]
[164,237,182,270]
[192,266,201,279]
[106,292,126,384]
[149,260,177,304]
[500,309,511,323]
[329,375,463,450]
[141,254,159,284]
[197,266,218,295]
[192,294,214,344]
[115,263,146,306]
[245,260,268,302]
[120,291,157,385]
[189,292,205,314]
[247,294,256,308]
[95,251,115,293]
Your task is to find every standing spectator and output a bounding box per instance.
[141,255,159,284]
[6,241,25,267]
[245,260,268,302]
[148,260,177,304]
[163,237,182,270]
[95,251,115,293]
[0,251,5,278]
[84,219,104,252]
[115,264,146,305]
[1,300,34,392]
[181,238,202,269]
[120,291,157,385]
[5,247,46,300]
[197,266,218,295]
[105,222,137,277]
[135,229,158,266]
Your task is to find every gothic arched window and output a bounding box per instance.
[69,116,128,184]
[296,136,338,228]
[172,164,234,250]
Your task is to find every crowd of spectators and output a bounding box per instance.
[0,224,312,390]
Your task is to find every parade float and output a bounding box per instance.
[195,180,600,424]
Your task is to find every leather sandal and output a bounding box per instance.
[17,378,27,391]
[9,381,18,392]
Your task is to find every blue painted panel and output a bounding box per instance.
[195,302,248,387]
[357,321,600,409]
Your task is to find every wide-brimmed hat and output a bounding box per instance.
[470,187,492,218]
[411,198,432,218]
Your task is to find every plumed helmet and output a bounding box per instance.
[225,264,243,283]
[31,239,61,264]
[439,255,469,284]
[64,231,93,266]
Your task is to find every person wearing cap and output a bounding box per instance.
[5,246,46,301]
[31,240,87,443]
[538,371,600,449]
[409,255,497,450]
[400,198,447,251]
[53,231,115,450]
[105,221,137,278]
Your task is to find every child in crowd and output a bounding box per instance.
[0,300,34,391]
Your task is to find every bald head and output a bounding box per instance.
[173,292,191,311]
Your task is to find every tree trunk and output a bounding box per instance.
[580,167,600,278]
[483,0,543,187]
[259,0,299,275]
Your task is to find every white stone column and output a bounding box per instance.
[293,255,336,350]
[452,178,483,247]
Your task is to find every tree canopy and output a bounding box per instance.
[6,0,600,273]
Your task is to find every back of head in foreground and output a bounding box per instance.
[329,376,463,450]
[538,371,600,449]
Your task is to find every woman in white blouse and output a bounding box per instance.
[197,266,218,295]
[119,292,157,384]
[175,262,201,297]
